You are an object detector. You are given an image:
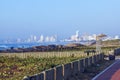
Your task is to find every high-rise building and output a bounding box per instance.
[114,35,119,39]
[45,36,49,42]
[70,30,80,41]
[38,35,44,42]
[33,36,37,42]
[17,38,21,43]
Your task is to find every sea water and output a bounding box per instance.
[0,42,71,50]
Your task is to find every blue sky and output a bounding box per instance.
[0,0,120,40]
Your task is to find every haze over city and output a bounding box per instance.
[1,1,120,80]
[0,31,119,44]
[0,0,120,40]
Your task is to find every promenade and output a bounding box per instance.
[92,58,120,80]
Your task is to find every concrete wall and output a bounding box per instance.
[23,53,104,80]
[88,57,92,66]
[55,65,63,80]
[63,62,72,80]
[36,72,44,80]
[84,58,89,68]
[114,48,120,55]
[23,72,45,80]
[72,60,79,75]
[45,68,55,80]
[96,54,100,62]
[79,59,85,73]
[93,55,97,63]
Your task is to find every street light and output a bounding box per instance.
[96,34,107,54]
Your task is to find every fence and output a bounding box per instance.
[23,53,104,80]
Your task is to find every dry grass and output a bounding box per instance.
[0,51,89,58]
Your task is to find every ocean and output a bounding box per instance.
[0,41,91,50]
[0,42,72,50]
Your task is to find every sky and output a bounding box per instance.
[0,0,120,40]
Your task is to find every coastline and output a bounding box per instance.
[0,42,85,53]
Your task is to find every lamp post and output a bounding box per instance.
[96,34,107,54]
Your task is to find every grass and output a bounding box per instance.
[0,55,85,80]
[0,49,116,80]
[0,51,87,58]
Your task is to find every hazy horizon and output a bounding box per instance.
[0,0,120,40]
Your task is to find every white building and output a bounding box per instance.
[114,35,119,39]
[33,36,37,42]
[38,35,44,42]
[70,30,80,41]
[17,38,21,43]
[82,33,89,41]
[88,34,97,40]
[45,36,57,42]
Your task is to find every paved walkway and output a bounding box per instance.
[92,59,120,80]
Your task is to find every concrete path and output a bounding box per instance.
[92,59,120,80]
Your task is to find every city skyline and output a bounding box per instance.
[0,31,119,44]
[0,0,120,39]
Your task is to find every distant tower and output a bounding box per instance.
[96,34,107,53]
[40,35,44,42]
[30,35,34,42]
[33,36,37,42]
[75,30,79,41]
[76,30,79,37]
[83,33,89,41]
[45,36,50,42]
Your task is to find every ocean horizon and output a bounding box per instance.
[0,42,75,50]
[0,40,94,50]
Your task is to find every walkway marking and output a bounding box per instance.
[92,59,120,80]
